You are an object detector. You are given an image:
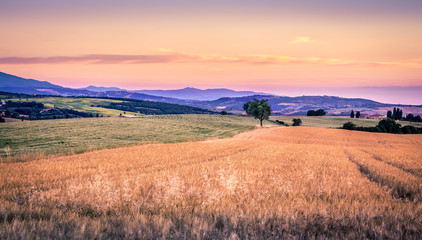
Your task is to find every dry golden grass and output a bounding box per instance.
[1,127,421,239]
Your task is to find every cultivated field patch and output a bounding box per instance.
[0,115,273,162]
[1,127,421,239]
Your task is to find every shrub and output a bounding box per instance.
[401,126,419,134]
[342,121,356,130]
[377,119,401,134]
[11,112,20,119]
[275,120,285,125]
[292,118,302,126]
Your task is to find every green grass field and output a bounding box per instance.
[4,96,139,117]
[271,116,422,128]
[2,114,421,162]
[0,115,272,162]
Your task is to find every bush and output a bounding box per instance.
[342,121,356,130]
[11,112,20,119]
[221,110,228,115]
[292,118,302,126]
[401,126,419,134]
[377,119,401,134]
[276,120,285,125]
[353,126,382,132]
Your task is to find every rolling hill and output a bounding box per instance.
[0,91,216,119]
[1,71,422,116]
[78,85,266,100]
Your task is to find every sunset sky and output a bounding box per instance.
[1,0,421,104]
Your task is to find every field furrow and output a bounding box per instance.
[344,149,422,202]
[359,148,422,178]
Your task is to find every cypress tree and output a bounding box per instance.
[350,110,355,118]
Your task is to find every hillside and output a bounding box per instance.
[0,72,93,96]
[0,71,262,101]
[194,95,422,116]
[1,71,422,116]
[0,92,215,119]
[0,115,266,161]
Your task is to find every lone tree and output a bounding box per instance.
[243,99,272,126]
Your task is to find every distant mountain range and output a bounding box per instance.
[78,86,125,92]
[1,71,421,116]
[131,87,266,101]
[79,85,266,100]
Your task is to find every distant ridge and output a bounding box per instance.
[78,85,125,92]
[0,72,62,89]
[1,71,422,116]
[132,87,267,101]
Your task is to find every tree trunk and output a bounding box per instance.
[260,118,263,126]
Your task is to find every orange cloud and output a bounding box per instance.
[0,51,421,68]
[289,36,313,44]
[372,58,422,68]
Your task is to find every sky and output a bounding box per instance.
[1,0,421,104]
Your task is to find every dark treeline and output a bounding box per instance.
[342,119,422,134]
[0,100,90,120]
[403,114,422,122]
[387,107,403,120]
[307,109,326,116]
[350,110,361,118]
[99,101,216,115]
[387,107,421,122]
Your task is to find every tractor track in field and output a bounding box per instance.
[359,149,422,178]
[343,150,418,202]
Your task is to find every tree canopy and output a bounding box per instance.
[243,99,272,126]
[307,109,326,116]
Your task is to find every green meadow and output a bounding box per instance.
[2,113,420,163]
[271,116,422,128]
[4,96,138,117]
[0,115,268,162]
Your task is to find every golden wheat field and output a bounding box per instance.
[1,126,422,239]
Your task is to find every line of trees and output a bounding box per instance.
[342,118,422,134]
[350,110,361,118]
[386,107,421,122]
[387,107,403,120]
[403,114,422,123]
[0,100,91,120]
[307,109,326,116]
[99,100,215,115]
